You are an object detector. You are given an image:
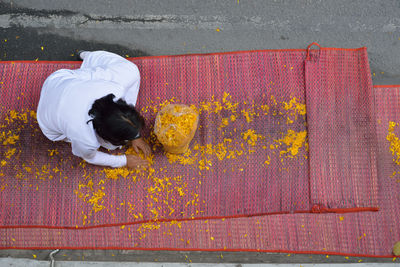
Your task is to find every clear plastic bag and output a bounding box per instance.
[154,104,199,154]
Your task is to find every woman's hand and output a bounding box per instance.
[131,137,151,157]
[126,154,149,169]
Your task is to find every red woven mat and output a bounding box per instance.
[305,44,378,210]
[0,84,397,257]
[0,52,313,229]
[0,46,390,257]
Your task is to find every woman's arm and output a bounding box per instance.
[82,150,127,168]
[71,140,148,168]
[83,151,149,169]
[71,139,125,168]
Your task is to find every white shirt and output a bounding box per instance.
[36,51,141,168]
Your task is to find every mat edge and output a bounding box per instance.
[0,247,393,258]
[0,47,367,64]
[0,207,379,230]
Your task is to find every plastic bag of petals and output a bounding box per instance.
[154,104,199,154]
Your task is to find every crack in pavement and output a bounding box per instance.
[0,2,265,30]
[0,13,231,30]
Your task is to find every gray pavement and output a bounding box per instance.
[0,258,398,267]
[0,249,398,264]
[0,0,399,264]
[1,0,400,85]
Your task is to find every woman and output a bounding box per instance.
[37,51,150,168]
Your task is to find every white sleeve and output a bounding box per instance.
[83,150,127,168]
[80,51,140,106]
[71,140,127,168]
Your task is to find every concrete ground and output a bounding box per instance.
[0,0,399,265]
[0,259,398,267]
[1,0,399,85]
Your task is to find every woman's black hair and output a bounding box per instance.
[88,94,145,146]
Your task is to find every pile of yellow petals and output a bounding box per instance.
[272,129,308,158]
[387,121,400,165]
[155,104,198,147]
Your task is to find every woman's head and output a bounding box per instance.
[88,94,145,146]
